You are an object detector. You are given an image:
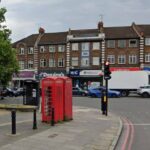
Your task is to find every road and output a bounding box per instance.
[73,95,150,150]
[1,95,150,149]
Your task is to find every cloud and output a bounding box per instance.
[1,0,150,42]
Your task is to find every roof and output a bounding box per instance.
[104,26,139,39]
[13,34,38,47]
[38,32,68,45]
[138,25,150,36]
[13,24,150,47]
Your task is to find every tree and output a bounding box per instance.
[0,7,19,86]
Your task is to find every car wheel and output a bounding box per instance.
[121,91,128,97]
[142,92,149,98]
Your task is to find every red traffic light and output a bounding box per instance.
[105,61,109,66]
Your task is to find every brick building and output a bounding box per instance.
[13,22,150,87]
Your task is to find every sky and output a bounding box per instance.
[0,0,150,42]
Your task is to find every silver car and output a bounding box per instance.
[137,85,150,98]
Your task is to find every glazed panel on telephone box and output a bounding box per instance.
[41,77,64,123]
[55,78,64,122]
[41,78,54,122]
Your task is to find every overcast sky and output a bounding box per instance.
[0,0,150,42]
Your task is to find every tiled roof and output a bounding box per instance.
[13,34,38,47]
[104,26,139,39]
[39,32,68,45]
[13,24,150,47]
[138,25,150,36]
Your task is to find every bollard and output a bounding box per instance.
[51,107,55,126]
[33,109,37,129]
[11,109,16,134]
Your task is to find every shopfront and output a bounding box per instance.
[12,70,36,88]
[69,69,103,89]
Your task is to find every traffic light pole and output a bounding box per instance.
[105,79,108,116]
[102,60,111,116]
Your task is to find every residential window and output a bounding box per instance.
[58,58,65,67]
[49,46,55,52]
[118,40,126,48]
[81,42,89,51]
[129,55,137,64]
[40,46,45,53]
[118,55,126,64]
[81,57,89,66]
[40,59,46,67]
[92,57,99,65]
[28,47,34,54]
[19,61,25,69]
[107,40,115,48]
[58,45,65,52]
[28,60,33,69]
[107,55,115,64]
[72,57,78,66]
[129,39,138,47]
[145,38,150,46]
[19,48,25,55]
[92,42,100,50]
[145,53,150,62]
[72,43,79,51]
[49,58,56,67]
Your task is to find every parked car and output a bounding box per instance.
[88,87,121,98]
[137,85,150,98]
[72,87,88,96]
[2,88,16,97]
[13,88,24,96]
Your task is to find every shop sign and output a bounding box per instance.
[110,67,141,71]
[143,67,150,71]
[39,72,65,78]
[69,70,80,77]
[80,70,103,76]
[13,70,35,79]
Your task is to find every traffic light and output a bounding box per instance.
[104,61,111,80]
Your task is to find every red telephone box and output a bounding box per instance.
[41,77,64,123]
[61,77,73,120]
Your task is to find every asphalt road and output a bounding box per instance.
[73,95,150,150]
[1,95,150,149]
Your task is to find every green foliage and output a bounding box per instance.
[0,7,19,86]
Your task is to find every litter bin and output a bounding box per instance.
[23,80,39,106]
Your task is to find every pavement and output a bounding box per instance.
[0,106,122,150]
